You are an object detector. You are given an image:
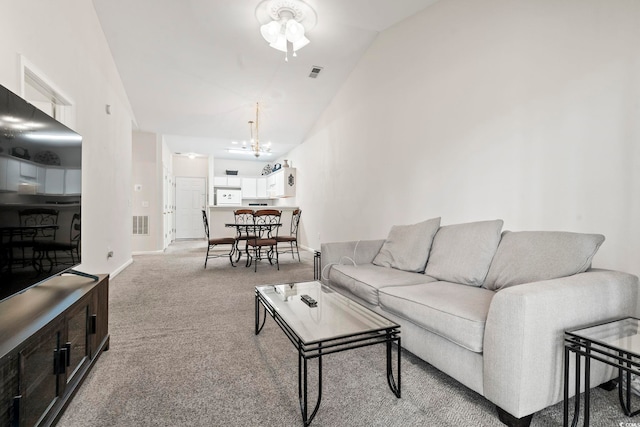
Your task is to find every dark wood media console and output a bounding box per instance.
[0,274,109,426]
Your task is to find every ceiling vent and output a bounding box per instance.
[308,66,323,79]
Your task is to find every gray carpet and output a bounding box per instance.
[57,240,631,426]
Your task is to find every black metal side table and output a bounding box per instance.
[564,317,640,426]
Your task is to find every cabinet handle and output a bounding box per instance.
[89,314,97,334]
[65,342,72,366]
[53,348,67,375]
[11,395,20,427]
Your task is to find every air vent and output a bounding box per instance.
[133,216,149,235]
[309,66,323,79]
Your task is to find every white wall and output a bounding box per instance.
[132,131,163,253]
[286,0,640,278]
[174,156,209,178]
[0,1,135,276]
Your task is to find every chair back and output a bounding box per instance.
[290,209,302,237]
[201,210,210,239]
[253,209,281,238]
[19,208,59,240]
[70,213,81,244]
[234,209,254,224]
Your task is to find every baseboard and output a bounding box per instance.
[110,258,133,278]
[131,249,165,256]
[299,244,319,253]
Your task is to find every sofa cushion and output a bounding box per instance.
[379,282,495,352]
[329,263,436,306]
[424,219,503,287]
[373,217,441,273]
[483,231,606,291]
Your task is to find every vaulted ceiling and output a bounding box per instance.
[92,0,440,160]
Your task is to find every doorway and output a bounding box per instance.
[175,177,206,239]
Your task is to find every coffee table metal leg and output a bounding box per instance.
[255,294,266,335]
[299,345,322,426]
[564,342,583,427]
[584,343,591,426]
[619,351,639,416]
[386,335,401,398]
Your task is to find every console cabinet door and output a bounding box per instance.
[65,303,90,385]
[0,354,19,426]
[19,318,65,427]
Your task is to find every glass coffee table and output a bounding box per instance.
[564,317,640,426]
[255,281,401,426]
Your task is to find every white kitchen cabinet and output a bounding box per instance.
[241,177,257,198]
[267,167,296,198]
[213,176,241,188]
[256,177,268,198]
[20,162,38,179]
[65,168,81,195]
[37,166,46,190]
[241,176,270,199]
[0,157,9,190]
[213,176,227,187]
[227,176,241,187]
[0,155,80,195]
[5,158,20,192]
[44,168,65,194]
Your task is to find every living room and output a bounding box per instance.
[1,0,640,426]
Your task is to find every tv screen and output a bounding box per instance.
[0,84,82,301]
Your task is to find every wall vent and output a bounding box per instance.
[308,66,323,79]
[133,216,149,235]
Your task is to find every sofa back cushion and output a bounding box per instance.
[483,230,605,291]
[372,217,441,273]
[424,219,503,287]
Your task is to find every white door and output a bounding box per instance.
[163,167,175,249]
[175,177,206,239]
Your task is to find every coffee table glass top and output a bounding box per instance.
[255,281,398,345]
[567,317,640,357]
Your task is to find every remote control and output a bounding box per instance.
[300,294,317,307]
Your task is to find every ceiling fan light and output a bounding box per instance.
[260,20,282,44]
[292,36,309,52]
[269,34,288,52]
[285,19,305,42]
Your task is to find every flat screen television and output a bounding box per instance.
[0,83,82,301]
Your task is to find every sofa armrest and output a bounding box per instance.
[320,239,385,284]
[483,269,639,419]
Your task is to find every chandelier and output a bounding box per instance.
[247,102,271,158]
[255,0,317,62]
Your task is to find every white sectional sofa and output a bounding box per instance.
[320,218,639,426]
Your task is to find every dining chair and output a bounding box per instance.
[246,209,281,272]
[202,210,236,269]
[276,209,301,262]
[33,213,81,272]
[14,208,59,268]
[232,209,255,262]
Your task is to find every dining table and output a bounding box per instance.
[225,222,281,268]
